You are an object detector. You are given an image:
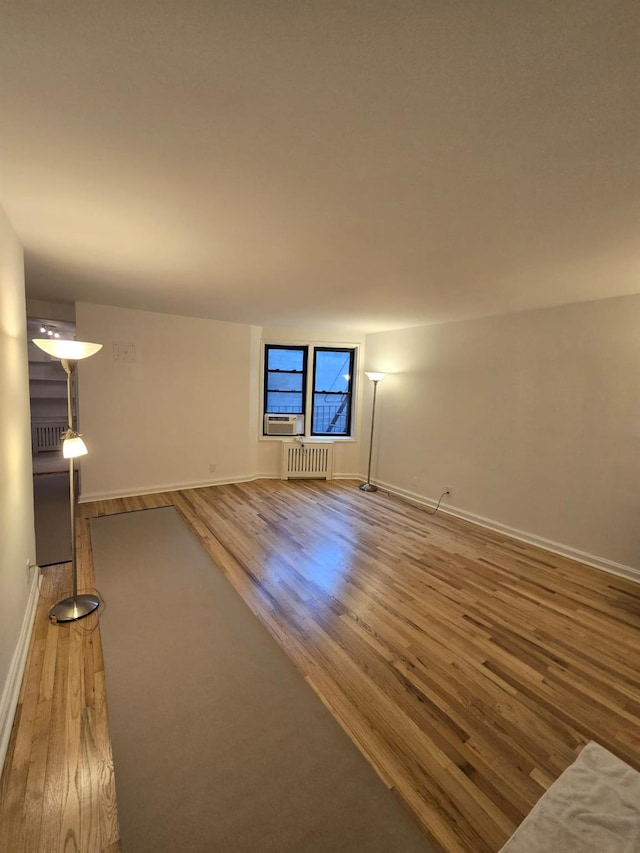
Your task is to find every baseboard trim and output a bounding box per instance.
[79,472,361,503]
[79,473,286,503]
[0,570,40,773]
[375,479,639,584]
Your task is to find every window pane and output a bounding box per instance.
[314,350,351,393]
[313,392,350,434]
[267,348,304,372]
[266,392,303,413]
[267,373,303,392]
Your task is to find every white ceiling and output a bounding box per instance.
[1,2,638,333]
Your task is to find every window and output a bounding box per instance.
[311,348,355,436]
[262,343,357,438]
[264,345,308,416]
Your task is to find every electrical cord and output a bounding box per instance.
[69,589,106,636]
[424,489,450,516]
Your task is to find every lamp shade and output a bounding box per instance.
[365,371,387,382]
[63,436,88,458]
[33,339,103,360]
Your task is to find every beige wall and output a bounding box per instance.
[76,303,258,499]
[76,308,366,499]
[0,204,36,745]
[364,295,640,572]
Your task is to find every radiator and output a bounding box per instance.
[32,421,66,453]
[281,442,334,480]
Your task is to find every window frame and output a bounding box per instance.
[310,346,355,437]
[261,342,359,440]
[263,344,309,433]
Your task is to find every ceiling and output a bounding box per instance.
[1,2,638,333]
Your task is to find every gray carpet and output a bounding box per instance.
[91,506,436,853]
[33,473,71,565]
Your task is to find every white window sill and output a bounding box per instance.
[259,435,356,443]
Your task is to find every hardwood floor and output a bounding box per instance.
[2,479,640,852]
[0,517,120,853]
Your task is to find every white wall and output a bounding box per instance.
[76,303,259,499]
[364,295,640,572]
[0,203,37,764]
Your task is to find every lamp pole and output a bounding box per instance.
[359,372,386,492]
[63,359,79,603]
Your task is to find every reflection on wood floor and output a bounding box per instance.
[2,479,640,852]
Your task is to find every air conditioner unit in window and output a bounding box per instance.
[264,414,304,436]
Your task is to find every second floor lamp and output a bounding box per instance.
[359,371,386,492]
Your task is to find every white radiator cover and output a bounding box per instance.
[281,442,334,480]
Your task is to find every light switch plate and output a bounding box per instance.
[113,341,136,362]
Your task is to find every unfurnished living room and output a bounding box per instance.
[1,3,640,852]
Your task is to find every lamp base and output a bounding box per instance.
[49,593,101,623]
[359,482,378,492]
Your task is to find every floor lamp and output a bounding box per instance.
[359,371,386,492]
[33,338,103,622]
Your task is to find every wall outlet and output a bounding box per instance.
[209,463,217,473]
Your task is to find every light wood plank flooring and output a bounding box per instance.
[0,517,120,853]
[2,479,640,852]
